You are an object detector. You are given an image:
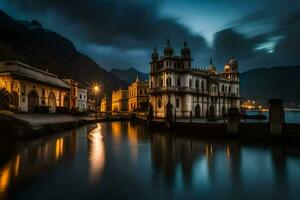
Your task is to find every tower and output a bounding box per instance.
[163,38,174,58]
[224,56,239,81]
[181,39,192,69]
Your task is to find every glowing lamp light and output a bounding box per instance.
[94,86,99,92]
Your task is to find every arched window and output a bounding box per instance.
[222,85,224,92]
[228,86,231,93]
[177,78,181,87]
[176,98,180,108]
[160,78,163,87]
[150,81,153,89]
[236,87,239,94]
[201,81,205,91]
[195,79,199,89]
[167,77,172,87]
[189,79,192,88]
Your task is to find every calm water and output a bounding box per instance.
[1,122,300,199]
[246,110,300,123]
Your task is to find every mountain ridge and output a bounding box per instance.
[111,67,148,83]
[0,10,127,96]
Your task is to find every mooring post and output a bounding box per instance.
[268,99,284,135]
[227,108,240,134]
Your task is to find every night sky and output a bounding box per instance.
[0,0,299,72]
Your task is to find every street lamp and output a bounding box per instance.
[94,85,100,121]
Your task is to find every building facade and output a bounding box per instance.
[149,40,240,119]
[111,89,128,112]
[63,79,78,109]
[0,60,71,112]
[100,94,111,113]
[87,99,96,112]
[128,78,149,112]
[77,88,87,111]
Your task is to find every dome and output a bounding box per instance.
[163,38,174,56]
[224,64,230,72]
[207,65,217,73]
[228,56,238,66]
[151,46,159,60]
[181,40,191,56]
[207,58,217,74]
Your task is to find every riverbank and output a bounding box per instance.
[2,110,300,144]
[0,113,91,142]
[0,112,130,142]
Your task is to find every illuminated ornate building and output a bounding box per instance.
[77,88,87,111]
[149,39,241,119]
[0,61,71,112]
[111,89,128,112]
[100,94,110,112]
[128,77,149,112]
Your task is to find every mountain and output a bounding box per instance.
[240,66,300,104]
[0,10,127,96]
[111,68,148,84]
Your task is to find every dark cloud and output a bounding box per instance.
[1,0,300,72]
[2,0,211,72]
[6,0,208,50]
[213,29,263,66]
[213,0,300,71]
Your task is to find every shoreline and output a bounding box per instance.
[2,112,300,144]
[0,113,129,142]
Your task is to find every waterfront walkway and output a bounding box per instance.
[14,113,94,126]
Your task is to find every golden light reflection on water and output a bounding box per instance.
[112,122,121,141]
[88,124,105,184]
[55,138,64,161]
[0,131,76,198]
[226,145,231,159]
[0,155,20,198]
[0,166,10,194]
[127,123,138,160]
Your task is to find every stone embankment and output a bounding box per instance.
[0,112,129,142]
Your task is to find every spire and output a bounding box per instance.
[152,45,159,60]
[136,75,139,82]
[167,37,170,46]
[183,38,187,47]
[164,37,174,57]
[209,57,213,65]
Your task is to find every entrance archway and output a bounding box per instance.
[209,104,215,118]
[222,106,226,117]
[63,94,70,108]
[195,104,201,118]
[48,92,56,113]
[28,90,39,112]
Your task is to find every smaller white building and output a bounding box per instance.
[77,88,87,111]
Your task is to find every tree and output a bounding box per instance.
[0,87,9,109]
